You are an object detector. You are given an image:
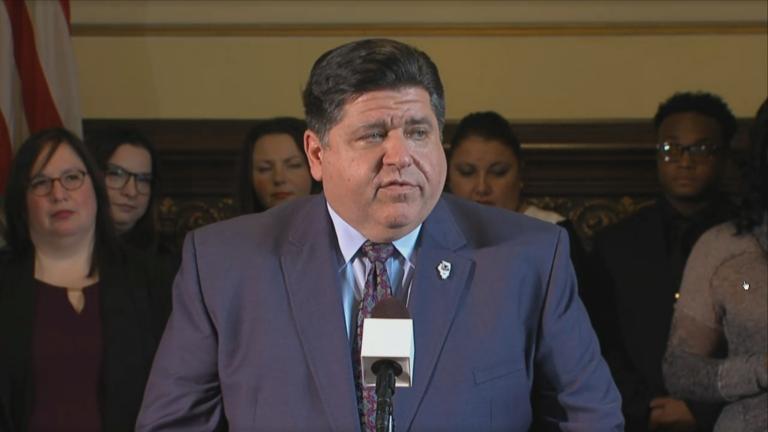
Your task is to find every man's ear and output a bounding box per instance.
[305,130,324,181]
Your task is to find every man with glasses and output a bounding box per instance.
[587,92,737,432]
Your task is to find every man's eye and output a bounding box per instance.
[691,144,711,154]
[363,131,386,141]
[660,143,679,154]
[406,128,429,140]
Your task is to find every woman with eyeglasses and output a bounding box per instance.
[0,128,167,431]
[88,128,177,312]
[87,128,160,250]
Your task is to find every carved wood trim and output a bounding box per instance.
[72,22,766,38]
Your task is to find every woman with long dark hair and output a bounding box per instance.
[0,128,167,431]
[87,128,161,250]
[663,99,768,431]
[236,117,319,214]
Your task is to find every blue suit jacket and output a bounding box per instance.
[137,194,622,431]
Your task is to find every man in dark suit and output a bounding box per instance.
[587,92,737,432]
[137,38,622,431]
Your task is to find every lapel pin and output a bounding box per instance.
[437,260,452,280]
[742,281,750,291]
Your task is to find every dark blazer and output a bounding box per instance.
[138,194,623,431]
[0,247,169,432]
[586,198,733,431]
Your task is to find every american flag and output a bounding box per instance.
[0,0,82,192]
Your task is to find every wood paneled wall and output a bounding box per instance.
[83,119,749,248]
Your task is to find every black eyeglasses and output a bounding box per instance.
[28,169,88,196]
[105,164,153,195]
[657,141,721,163]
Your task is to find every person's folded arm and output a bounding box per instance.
[664,310,767,403]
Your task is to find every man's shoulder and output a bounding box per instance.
[594,201,660,245]
[439,194,564,247]
[190,195,323,250]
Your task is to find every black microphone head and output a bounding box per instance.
[371,297,410,319]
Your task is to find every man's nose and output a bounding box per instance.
[677,148,694,168]
[382,133,413,168]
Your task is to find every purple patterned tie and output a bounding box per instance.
[354,241,396,432]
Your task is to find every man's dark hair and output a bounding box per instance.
[87,127,160,250]
[235,117,320,214]
[4,127,118,275]
[302,38,445,143]
[653,91,738,146]
[448,111,522,162]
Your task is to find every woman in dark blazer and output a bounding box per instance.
[0,128,167,431]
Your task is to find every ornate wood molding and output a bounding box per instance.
[154,195,656,251]
[72,22,766,38]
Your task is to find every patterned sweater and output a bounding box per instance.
[663,220,768,432]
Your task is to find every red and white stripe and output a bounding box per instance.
[0,0,82,192]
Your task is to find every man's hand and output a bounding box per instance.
[648,397,697,431]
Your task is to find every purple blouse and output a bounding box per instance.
[29,279,103,432]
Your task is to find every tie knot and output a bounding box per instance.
[361,241,395,264]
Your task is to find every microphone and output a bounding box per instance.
[360,297,414,432]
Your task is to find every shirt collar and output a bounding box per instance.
[326,203,421,265]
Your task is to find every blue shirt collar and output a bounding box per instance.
[326,203,421,265]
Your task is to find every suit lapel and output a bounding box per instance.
[394,199,473,431]
[619,204,675,387]
[280,196,361,432]
[627,205,673,303]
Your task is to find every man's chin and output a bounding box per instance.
[667,188,716,203]
[362,213,420,242]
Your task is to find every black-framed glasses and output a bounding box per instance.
[105,164,153,195]
[28,169,88,196]
[657,141,721,163]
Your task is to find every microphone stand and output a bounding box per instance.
[373,360,402,432]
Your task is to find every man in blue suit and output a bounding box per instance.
[137,39,623,431]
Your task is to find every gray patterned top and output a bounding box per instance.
[663,220,768,432]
